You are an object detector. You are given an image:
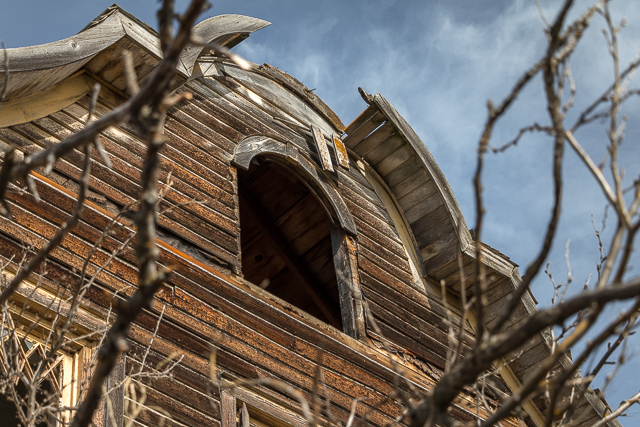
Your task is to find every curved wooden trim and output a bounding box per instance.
[180,14,270,78]
[0,7,268,102]
[232,135,357,236]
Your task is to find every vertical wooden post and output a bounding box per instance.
[84,349,125,427]
[330,227,365,340]
[221,390,237,427]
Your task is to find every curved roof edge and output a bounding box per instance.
[344,93,619,426]
[0,5,269,103]
[343,92,471,277]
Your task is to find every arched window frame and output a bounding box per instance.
[232,136,365,340]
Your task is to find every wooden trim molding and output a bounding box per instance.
[232,135,357,236]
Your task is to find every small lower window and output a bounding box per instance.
[0,336,64,427]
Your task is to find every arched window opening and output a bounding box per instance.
[238,158,344,330]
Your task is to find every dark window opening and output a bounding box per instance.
[238,158,343,330]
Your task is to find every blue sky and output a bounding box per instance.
[2,0,640,418]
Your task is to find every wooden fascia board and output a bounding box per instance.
[0,72,92,127]
[2,14,125,73]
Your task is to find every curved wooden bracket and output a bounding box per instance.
[232,136,357,236]
[179,14,271,78]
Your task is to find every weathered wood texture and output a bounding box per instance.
[0,6,268,104]
[0,55,511,426]
[0,7,620,424]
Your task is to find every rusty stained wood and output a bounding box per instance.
[67,98,237,193]
[228,386,309,427]
[1,124,240,264]
[130,381,220,427]
[332,134,350,169]
[126,356,218,420]
[187,82,275,136]
[41,110,238,226]
[128,293,402,426]
[311,124,333,172]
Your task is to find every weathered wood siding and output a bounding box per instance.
[0,56,514,426]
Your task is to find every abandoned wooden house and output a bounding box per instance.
[0,5,621,427]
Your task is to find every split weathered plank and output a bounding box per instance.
[66,99,237,194]
[170,98,244,143]
[343,112,385,148]
[220,64,336,137]
[40,113,238,229]
[7,122,239,256]
[64,98,235,188]
[353,217,406,258]
[256,63,345,132]
[137,291,400,425]
[344,198,398,237]
[364,134,405,167]
[198,76,319,154]
[165,114,236,163]
[358,245,413,284]
[134,383,219,427]
[0,227,484,427]
[366,289,473,354]
[126,357,218,420]
[357,233,412,275]
[351,121,396,158]
[187,84,267,136]
[335,178,391,223]
[367,302,449,368]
